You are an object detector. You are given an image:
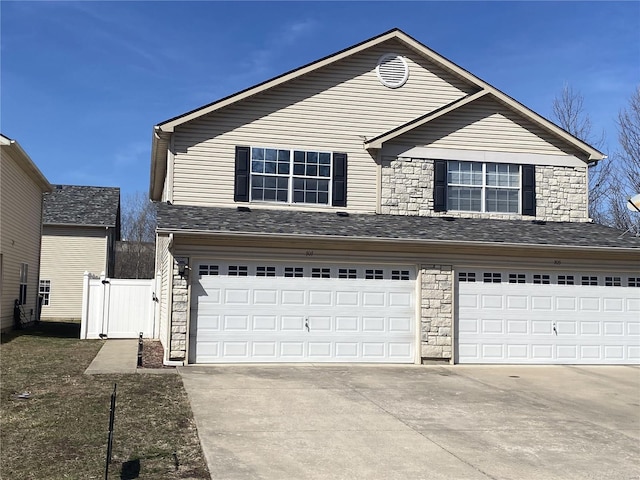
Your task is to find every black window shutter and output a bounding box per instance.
[521,164,536,216]
[433,159,447,212]
[234,146,250,202]
[332,153,347,207]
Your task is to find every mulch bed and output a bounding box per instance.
[140,339,175,369]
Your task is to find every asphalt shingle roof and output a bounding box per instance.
[43,185,120,227]
[156,204,640,250]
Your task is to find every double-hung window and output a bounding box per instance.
[19,263,28,305]
[447,161,520,213]
[250,147,332,205]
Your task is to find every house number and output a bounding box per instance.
[305,250,314,256]
[554,260,562,265]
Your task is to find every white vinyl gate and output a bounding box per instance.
[80,272,155,339]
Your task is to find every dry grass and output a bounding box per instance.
[0,322,209,479]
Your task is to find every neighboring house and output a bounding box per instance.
[0,134,52,331]
[149,29,640,366]
[40,185,120,321]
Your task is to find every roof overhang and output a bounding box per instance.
[1,134,52,192]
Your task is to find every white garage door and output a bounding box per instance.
[189,261,416,363]
[457,270,640,364]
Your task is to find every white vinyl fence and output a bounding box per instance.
[80,272,156,339]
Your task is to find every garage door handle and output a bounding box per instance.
[305,318,310,332]
[553,323,557,336]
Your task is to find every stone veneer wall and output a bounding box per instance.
[420,264,453,360]
[380,157,588,222]
[169,256,189,360]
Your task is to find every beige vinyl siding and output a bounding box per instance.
[156,234,171,349]
[390,96,584,157]
[0,152,45,330]
[40,226,107,320]
[171,39,477,211]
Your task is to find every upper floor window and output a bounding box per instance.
[447,161,520,213]
[250,147,331,205]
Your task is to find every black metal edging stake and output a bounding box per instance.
[137,332,143,367]
[105,383,117,479]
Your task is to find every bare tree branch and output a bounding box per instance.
[551,84,609,222]
[608,86,640,234]
[115,192,156,279]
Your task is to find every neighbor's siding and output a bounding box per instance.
[0,151,45,330]
[40,226,107,320]
[389,96,584,157]
[171,39,477,212]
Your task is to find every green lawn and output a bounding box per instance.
[0,322,209,479]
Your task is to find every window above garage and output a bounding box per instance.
[234,146,347,207]
[434,160,535,215]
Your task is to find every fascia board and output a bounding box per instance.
[155,228,640,256]
[2,137,52,192]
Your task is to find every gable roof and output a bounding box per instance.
[1,134,51,192]
[43,185,121,229]
[156,204,640,255]
[150,29,606,199]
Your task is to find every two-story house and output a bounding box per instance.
[149,29,640,366]
[1,134,52,331]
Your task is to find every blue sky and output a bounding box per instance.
[2,1,638,200]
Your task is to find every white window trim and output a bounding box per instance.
[249,146,333,206]
[39,279,51,306]
[447,161,521,214]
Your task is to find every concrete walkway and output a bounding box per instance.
[84,340,138,374]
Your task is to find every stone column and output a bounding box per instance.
[420,264,453,361]
[169,256,189,360]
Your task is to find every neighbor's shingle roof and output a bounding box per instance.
[156,204,640,250]
[43,185,120,227]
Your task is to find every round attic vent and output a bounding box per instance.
[376,53,409,88]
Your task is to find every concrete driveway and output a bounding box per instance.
[178,365,640,480]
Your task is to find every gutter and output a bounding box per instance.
[155,227,640,255]
[149,126,171,201]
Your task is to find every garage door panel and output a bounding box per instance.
[627,298,640,311]
[281,316,304,331]
[282,290,305,305]
[336,316,358,331]
[253,342,277,357]
[389,317,411,332]
[253,316,277,331]
[225,289,250,304]
[603,298,624,311]
[363,292,385,307]
[507,320,528,334]
[531,296,553,310]
[362,317,385,332]
[457,269,640,364]
[281,342,304,357]
[336,291,358,306]
[254,290,278,304]
[308,342,331,357]
[506,296,528,309]
[579,297,600,311]
[191,261,415,363]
